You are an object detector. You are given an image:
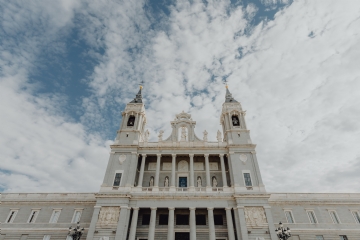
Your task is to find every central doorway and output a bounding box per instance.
[175,232,190,240]
[179,177,187,187]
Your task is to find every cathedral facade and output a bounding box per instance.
[1,86,360,240]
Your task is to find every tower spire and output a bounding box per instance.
[224,84,238,103]
[129,81,144,103]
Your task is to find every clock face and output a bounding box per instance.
[239,154,247,164]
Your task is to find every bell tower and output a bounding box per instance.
[114,85,147,145]
[220,85,252,145]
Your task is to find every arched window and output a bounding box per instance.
[127,115,135,126]
[232,115,240,126]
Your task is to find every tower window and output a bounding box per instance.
[127,115,135,126]
[142,214,150,225]
[232,115,240,126]
[176,214,189,225]
[159,214,168,225]
[196,215,206,225]
[113,173,122,186]
[243,173,252,186]
[214,214,223,225]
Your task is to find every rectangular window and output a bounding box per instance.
[28,210,40,223]
[159,214,168,225]
[71,210,82,223]
[316,236,324,240]
[142,214,150,225]
[329,211,340,224]
[49,210,61,223]
[340,236,348,240]
[196,214,206,225]
[176,214,189,225]
[284,210,294,223]
[307,210,317,224]
[6,210,18,223]
[43,235,51,240]
[352,211,360,224]
[214,214,223,225]
[113,173,122,186]
[243,173,252,186]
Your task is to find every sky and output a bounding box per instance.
[1,0,360,193]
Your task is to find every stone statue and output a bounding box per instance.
[158,130,164,141]
[212,177,218,187]
[144,129,149,142]
[164,176,169,187]
[197,176,202,187]
[217,130,222,142]
[203,130,208,141]
[149,177,154,187]
[180,126,187,141]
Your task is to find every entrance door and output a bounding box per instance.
[179,177,187,187]
[175,232,190,240]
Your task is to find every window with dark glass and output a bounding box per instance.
[176,214,189,225]
[159,214,168,225]
[113,173,122,186]
[243,173,252,186]
[142,214,150,225]
[214,215,223,225]
[196,215,206,225]
[232,115,240,126]
[127,115,135,126]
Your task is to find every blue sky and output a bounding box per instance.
[1,0,360,193]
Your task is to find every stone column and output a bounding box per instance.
[128,207,139,240]
[225,208,235,240]
[207,207,216,240]
[204,154,211,189]
[137,154,146,187]
[189,207,196,240]
[189,154,195,189]
[86,205,101,240]
[233,207,242,240]
[167,207,175,240]
[154,154,161,190]
[148,207,157,240]
[219,154,228,188]
[115,206,130,240]
[170,154,176,191]
[236,206,249,240]
[264,206,278,240]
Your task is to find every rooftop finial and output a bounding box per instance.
[224,80,238,103]
[139,80,144,90]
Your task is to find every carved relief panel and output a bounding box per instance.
[178,160,188,171]
[244,207,267,227]
[98,207,120,227]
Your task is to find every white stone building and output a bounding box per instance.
[1,86,360,240]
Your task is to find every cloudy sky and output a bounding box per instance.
[1,0,359,193]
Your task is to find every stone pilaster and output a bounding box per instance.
[207,207,216,240]
[148,207,157,240]
[219,154,228,188]
[115,206,130,240]
[225,207,235,240]
[264,206,278,240]
[167,207,175,240]
[86,205,101,240]
[170,154,176,191]
[128,207,139,240]
[236,206,249,240]
[137,154,146,187]
[154,154,161,191]
[189,154,195,190]
[204,154,211,190]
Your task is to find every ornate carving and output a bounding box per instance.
[119,155,126,165]
[98,207,120,226]
[162,162,172,170]
[144,129,149,142]
[244,207,267,227]
[217,130,222,142]
[209,162,218,170]
[180,126,187,141]
[194,162,204,170]
[203,130,208,141]
[178,160,188,171]
[239,154,247,164]
[158,130,164,141]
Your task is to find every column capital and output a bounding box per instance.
[131,152,138,155]
[263,206,272,209]
[172,154,176,157]
[219,154,224,157]
[157,153,162,157]
[204,154,209,157]
[189,207,196,210]
[150,207,157,210]
[207,207,214,210]
[168,207,175,210]
[251,151,256,154]
[142,154,147,158]
[189,154,194,157]
[225,207,232,211]
[132,207,140,210]
[94,206,102,209]
[236,206,245,209]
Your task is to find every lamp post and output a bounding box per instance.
[275,222,291,240]
[68,222,84,240]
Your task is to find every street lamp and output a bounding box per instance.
[68,222,84,240]
[275,222,291,240]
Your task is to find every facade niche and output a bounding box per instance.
[127,115,135,126]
